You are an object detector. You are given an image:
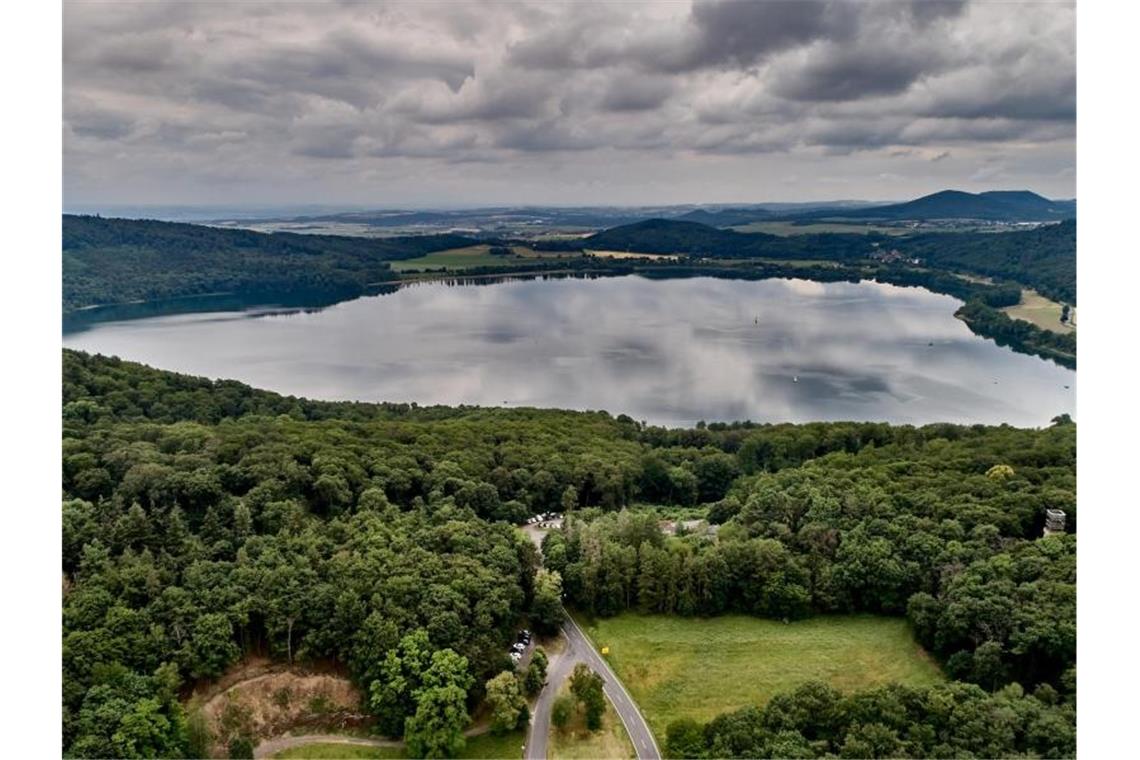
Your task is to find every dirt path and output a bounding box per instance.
[253,733,401,758]
[254,724,493,758]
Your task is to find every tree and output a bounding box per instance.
[532,569,565,634]
[369,629,434,736]
[569,664,606,731]
[551,695,575,730]
[227,736,254,759]
[404,683,469,759]
[183,613,240,680]
[666,718,706,758]
[485,671,528,735]
[524,649,548,696]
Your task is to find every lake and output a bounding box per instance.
[63,275,1075,428]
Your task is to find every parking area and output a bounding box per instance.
[519,512,564,550]
[508,628,534,668]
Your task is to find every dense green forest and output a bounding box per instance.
[897,220,1076,304]
[667,678,1074,758]
[540,218,880,261]
[62,215,476,311]
[62,351,1075,757]
[542,216,1075,307]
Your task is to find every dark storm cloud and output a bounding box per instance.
[600,75,674,112]
[67,104,136,140]
[684,0,848,70]
[772,43,942,102]
[63,0,1076,205]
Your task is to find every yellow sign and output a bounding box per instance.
[601,646,610,655]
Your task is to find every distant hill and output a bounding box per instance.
[580,218,876,260]
[579,215,1075,303]
[62,215,476,311]
[675,208,775,227]
[792,190,1075,222]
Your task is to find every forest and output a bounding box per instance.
[666,678,1074,758]
[896,220,1077,304]
[62,215,477,312]
[61,350,1075,757]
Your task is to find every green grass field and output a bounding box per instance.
[581,614,945,739]
[389,245,580,273]
[270,730,525,760]
[388,245,516,272]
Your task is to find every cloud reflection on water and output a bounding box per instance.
[63,275,1076,428]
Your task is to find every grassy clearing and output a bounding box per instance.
[547,681,635,760]
[389,245,581,272]
[585,249,680,261]
[388,245,516,272]
[582,613,945,739]
[460,729,527,759]
[1001,289,1075,333]
[270,730,525,759]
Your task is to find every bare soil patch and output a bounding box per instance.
[192,660,371,757]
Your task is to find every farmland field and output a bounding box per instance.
[581,614,945,740]
[388,245,580,272]
[1001,289,1075,333]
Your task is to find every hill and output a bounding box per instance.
[792,189,1075,222]
[580,218,876,260]
[62,215,476,312]
[899,219,1076,303]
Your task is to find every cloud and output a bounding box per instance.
[62,0,1076,205]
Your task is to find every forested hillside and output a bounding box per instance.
[569,218,879,261]
[547,218,1076,311]
[62,215,476,311]
[62,351,1075,757]
[899,219,1076,304]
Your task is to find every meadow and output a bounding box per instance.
[1001,288,1075,333]
[388,244,581,272]
[271,730,527,759]
[581,614,946,740]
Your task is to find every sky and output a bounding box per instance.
[63,0,1076,208]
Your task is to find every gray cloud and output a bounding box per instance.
[63,0,1076,206]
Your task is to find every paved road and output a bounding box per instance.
[524,613,661,760]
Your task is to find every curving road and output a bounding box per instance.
[524,612,661,760]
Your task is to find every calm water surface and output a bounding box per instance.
[63,275,1075,427]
